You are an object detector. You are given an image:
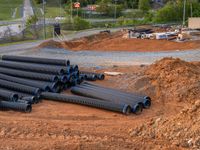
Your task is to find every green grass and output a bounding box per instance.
[0,0,23,20]
[0,39,37,47]
[34,0,66,18]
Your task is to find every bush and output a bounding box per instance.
[34,0,42,4]
[73,16,91,30]
[96,0,123,17]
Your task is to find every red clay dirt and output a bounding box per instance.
[39,32,200,52]
[0,58,199,149]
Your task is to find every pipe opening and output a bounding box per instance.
[132,104,143,115]
[66,60,70,66]
[123,104,132,115]
[12,94,19,102]
[59,69,65,75]
[144,96,151,101]
[44,86,51,92]
[25,104,32,113]
[53,76,59,82]
[143,99,151,109]
[98,74,105,80]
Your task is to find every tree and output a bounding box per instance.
[153,1,200,23]
[139,0,150,12]
[26,15,39,39]
[96,0,123,17]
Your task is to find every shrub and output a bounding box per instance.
[73,16,91,30]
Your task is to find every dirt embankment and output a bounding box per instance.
[136,57,200,103]
[39,32,200,52]
[117,58,200,149]
[130,99,200,149]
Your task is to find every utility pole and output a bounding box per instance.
[70,0,73,22]
[190,2,193,17]
[60,0,62,17]
[43,0,46,39]
[114,0,117,20]
[183,0,186,27]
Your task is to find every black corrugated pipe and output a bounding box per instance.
[70,65,79,72]
[71,71,79,78]
[83,82,151,108]
[0,79,41,98]
[21,96,37,104]
[25,79,59,93]
[77,77,84,84]
[0,67,59,82]
[0,61,66,75]
[0,101,32,113]
[0,89,18,102]
[2,55,70,66]
[41,92,132,115]
[80,74,87,79]
[81,74,97,81]
[0,73,50,92]
[80,71,105,80]
[18,99,32,104]
[0,88,38,104]
[71,87,142,114]
[0,87,41,104]
[76,84,151,109]
[59,75,69,83]
[65,66,71,74]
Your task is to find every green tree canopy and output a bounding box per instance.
[139,0,150,12]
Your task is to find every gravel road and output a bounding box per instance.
[3,47,199,68]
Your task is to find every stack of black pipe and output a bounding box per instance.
[70,82,151,115]
[0,55,151,115]
[0,55,80,112]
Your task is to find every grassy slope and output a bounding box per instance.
[35,0,66,18]
[0,0,23,20]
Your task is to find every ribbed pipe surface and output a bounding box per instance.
[0,73,50,91]
[80,71,105,80]
[71,86,142,114]
[0,89,18,102]
[0,61,66,75]
[0,67,59,82]
[0,79,41,97]
[0,101,32,113]
[84,82,151,101]
[78,83,151,109]
[41,92,132,115]
[2,55,70,66]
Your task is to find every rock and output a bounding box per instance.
[194,137,200,147]
[187,139,193,147]
[155,118,161,126]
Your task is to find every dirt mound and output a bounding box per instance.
[131,58,200,103]
[39,40,63,49]
[130,99,200,149]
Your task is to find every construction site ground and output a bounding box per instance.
[0,29,199,150]
[0,58,200,150]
